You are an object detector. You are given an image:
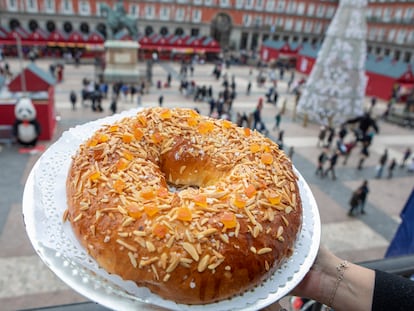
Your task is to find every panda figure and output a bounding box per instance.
[12,98,41,147]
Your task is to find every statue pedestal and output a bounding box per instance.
[103,40,142,83]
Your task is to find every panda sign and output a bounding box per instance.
[12,98,41,147]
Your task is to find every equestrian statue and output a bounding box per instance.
[100,0,138,40]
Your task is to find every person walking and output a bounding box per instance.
[324,150,340,180]
[375,149,388,178]
[69,90,77,110]
[317,126,327,147]
[348,188,362,216]
[400,147,412,168]
[387,158,397,179]
[273,111,282,131]
[357,142,370,170]
[315,148,328,177]
[358,180,369,214]
[158,94,164,107]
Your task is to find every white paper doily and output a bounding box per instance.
[23,108,321,311]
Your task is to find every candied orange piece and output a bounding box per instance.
[263,145,270,152]
[89,171,100,182]
[144,204,159,217]
[194,194,207,207]
[222,120,232,129]
[233,194,247,208]
[245,184,257,198]
[187,117,198,127]
[160,109,172,119]
[250,143,261,153]
[157,187,169,198]
[261,153,273,164]
[221,212,237,229]
[116,158,129,171]
[151,132,163,144]
[177,206,192,222]
[127,205,142,219]
[138,115,147,127]
[98,134,109,143]
[244,127,251,137]
[198,121,214,134]
[266,191,281,205]
[153,223,168,239]
[133,128,144,140]
[122,133,134,143]
[114,179,125,194]
[141,189,155,200]
[189,109,199,118]
[109,125,119,132]
[123,151,134,161]
[88,138,98,147]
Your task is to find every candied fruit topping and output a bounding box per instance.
[122,133,134,143]
[261,153,273,164]
[198,121,214,134]
[141,189,155,200]
[133,128,144,140]
[144,204,159,217]
[221,212,237,229]
[177,206,192,222]
[194,194,207,207]
[123,151,134,161]
[116,158,129,171]
[113,179,125,194]
[160,109,172,119]
[266,191,281,205]
[222,120,232,129]
[250,143,261,153]
[153,223,168,239]
[98,134,109,143]
[89,171,100,182]
[109,125,119,132]
[244,128,251,137]
[244,184,257,198]
[189,109,199,118]
[127,205,142,219]
[87,138,98,147]
[187,117,198,127]
[233,194,247,208]
[138,115,147,126]
[151,132,163,144]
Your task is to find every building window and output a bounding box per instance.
[194,0,202,4]
[394,8,402,21]
[304,21,312,33]
[129,4,139,17]
[368,27,377,40]
[377,28,385,41]
[409,31,414,44]
[383,8,391,22]
[176,8,185,21]
[287,1,295,14]
[79,0,90,15]
[276,0,285,13]
[243,14,252,26]
[61,0,73,14]
[394,50,401,61]
[314,22,322,33]
[294,20,303,32]
[220,0,229,7]
[255,0,263,11]
[285,18,293,31]
[265,16,273,25]
[297,2,305,15]
[236,0,243,9]
[404,51,412,63]
[145,5,154,19]
[387,29,395,42]
[160,6,170,20]
[404,8,413,22]
[277,17,284,27]
[240,32,248,49]
[396,29,406,44]
[375,8,382,18]
[307,3,315,16]
[326,6,335,18]
[316,5,325,17]
[254,16,263,27]
[205,0,213,4]
[245,0,253,10]
[26,0,38,12]
[191,28,199,36]
[192,9,201,22]
[177,0,188,3]
[7,0,18,11]
[44,0,55,13]
[266,0,274,12]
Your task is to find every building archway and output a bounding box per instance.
[175,28,184,36]
[211,13,232,49]
[28,20,39,32]
[46,20,56,33]
[145,26,153,36]
[160,26,168,36]
[96,23,107,38]
[9,19,21,30]
[80,22,90,35]
[63,21,73,34]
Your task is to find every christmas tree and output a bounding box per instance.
[297,0,368,126]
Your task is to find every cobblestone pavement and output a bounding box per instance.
[0,59,413,310]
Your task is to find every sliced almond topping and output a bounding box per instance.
[197,228,218,239]
[139,257,159,268]
[198,254,210,272]
[146,241,156,252]
[183,242,199,261]
[250,246,257,254]
[163,273,171,282]
[277,226,284,238]
[257,247,272,255]
[116,239,137,252]
[166,256,180,273]
[128,252,137,268]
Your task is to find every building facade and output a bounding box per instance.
[1,0,413,62]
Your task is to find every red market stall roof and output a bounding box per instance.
[87,31,105,44]
[8,62,56,92]
[138,35,220,53]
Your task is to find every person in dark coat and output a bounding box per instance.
[387,158,397,179]
[358,180,369,214]
[69,90,77,110]
[346,112,379,139]
[315,148,328,177]
[348,188,362,216]
[324,150,340,180]
[375,149,388,178]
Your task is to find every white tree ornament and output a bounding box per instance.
[297,0,368,126]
